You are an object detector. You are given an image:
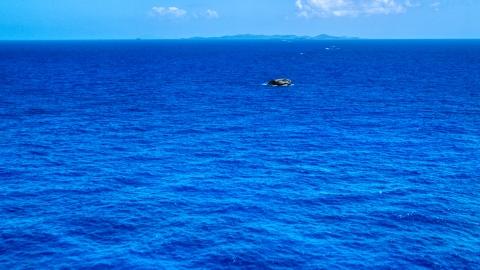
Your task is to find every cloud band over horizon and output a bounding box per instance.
[149,6,219,19]
[295,0,417,17]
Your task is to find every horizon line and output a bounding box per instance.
[1,38,479,41]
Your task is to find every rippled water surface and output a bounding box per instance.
[1,40,480,269]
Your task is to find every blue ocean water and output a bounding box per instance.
[0,39,479,269]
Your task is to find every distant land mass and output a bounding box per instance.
[184,34,360,40]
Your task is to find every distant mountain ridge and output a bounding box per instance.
[185,34,360,40]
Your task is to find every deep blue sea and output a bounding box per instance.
[1,40,479,269]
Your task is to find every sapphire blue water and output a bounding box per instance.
[1,40,479,269]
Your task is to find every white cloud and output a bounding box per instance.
[404,0,420,7]
[149,7,219,20]
[430,2,440,11]
[295,0,413,17]
[202,9,219,19]
[150,7,187,18]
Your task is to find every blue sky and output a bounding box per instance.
[1,0,479,40]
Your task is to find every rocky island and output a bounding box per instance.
[268,78,293,86]
[185,34,360,40]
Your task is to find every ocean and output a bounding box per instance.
[0,39,479,269]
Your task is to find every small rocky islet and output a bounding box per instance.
[267,78,292,86]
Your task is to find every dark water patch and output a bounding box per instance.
[111,176,146,187]
[27,150,49,156]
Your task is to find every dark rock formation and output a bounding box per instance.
[268,78,292,86]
